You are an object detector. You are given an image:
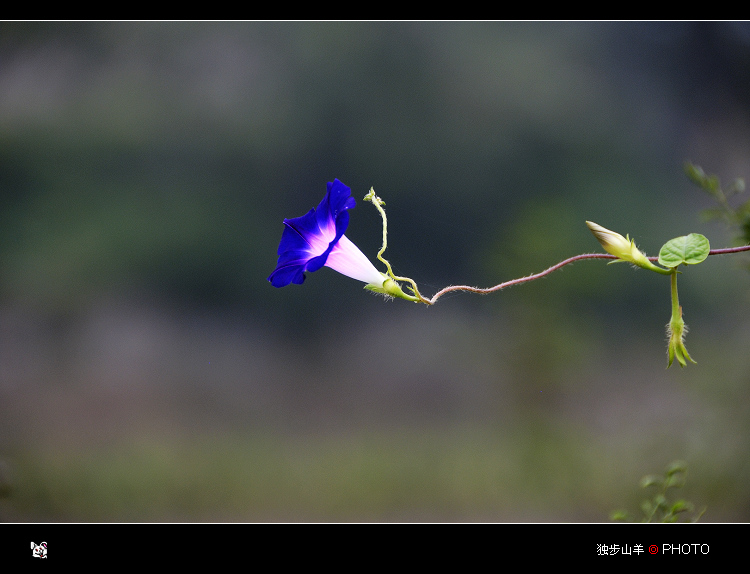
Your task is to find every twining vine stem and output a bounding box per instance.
[425,245,750,305]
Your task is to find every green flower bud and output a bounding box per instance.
[586,221,671,275]
[667,306,696,368]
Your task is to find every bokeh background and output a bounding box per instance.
[1,21,750,521]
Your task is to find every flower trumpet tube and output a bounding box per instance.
[586,221,671,275]
[268,179,418,301]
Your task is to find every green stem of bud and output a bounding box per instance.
[640,257,673,275]
[670,269,680,319]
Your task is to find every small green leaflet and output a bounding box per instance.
[658,234,710,268]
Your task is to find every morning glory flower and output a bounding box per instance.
[268,179,388,290]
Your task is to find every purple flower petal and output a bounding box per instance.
[268,180,385,289]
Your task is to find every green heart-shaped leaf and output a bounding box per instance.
[658,234,710,267]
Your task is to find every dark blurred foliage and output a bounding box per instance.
[1,22,749,321]
[1,22,750,521]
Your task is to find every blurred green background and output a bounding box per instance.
[1,21,750,521]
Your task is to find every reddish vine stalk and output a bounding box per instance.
[425,245,750,305]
